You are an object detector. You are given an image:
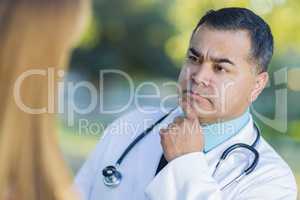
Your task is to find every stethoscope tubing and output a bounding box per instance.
[116,108,176,165]
[103,107,261,189]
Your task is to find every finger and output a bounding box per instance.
[167,122,176,129]
[167,123,180,133]
[159,128,167,136]
[160,130,171,149]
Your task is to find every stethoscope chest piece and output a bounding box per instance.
[102,165,122,187]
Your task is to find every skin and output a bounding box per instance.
[160,25,269,162]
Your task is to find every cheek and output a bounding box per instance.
[224,78,253,107]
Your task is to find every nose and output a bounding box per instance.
[191,65,212,87]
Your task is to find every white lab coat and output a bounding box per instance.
[75,106,298,200]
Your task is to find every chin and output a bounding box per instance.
[181,99,216,117]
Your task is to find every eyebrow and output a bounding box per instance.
[188,47,236,66]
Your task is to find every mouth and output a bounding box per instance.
[183,90,213,105]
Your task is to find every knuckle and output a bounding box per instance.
[159,128,166,133]
[167,123,174,129]
[174,116,183,123]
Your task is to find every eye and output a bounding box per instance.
[187,55,198,63]
[214,64,227,73]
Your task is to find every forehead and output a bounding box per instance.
[190,26,252,63]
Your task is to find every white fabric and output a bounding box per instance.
[75,107,298,200]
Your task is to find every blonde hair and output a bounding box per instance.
[0,1,90,200]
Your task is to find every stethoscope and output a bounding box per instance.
[102,108,260,190]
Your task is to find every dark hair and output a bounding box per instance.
[192,7,273,72]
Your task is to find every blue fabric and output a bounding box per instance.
[178,107,250,153]
[202,109,250,152]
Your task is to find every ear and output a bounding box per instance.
[250,72,269,102]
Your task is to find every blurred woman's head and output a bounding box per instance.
[0,0,90,199]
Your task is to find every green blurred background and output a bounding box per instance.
[57,0,300,193]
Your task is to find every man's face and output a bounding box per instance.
[178,25,268,123]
